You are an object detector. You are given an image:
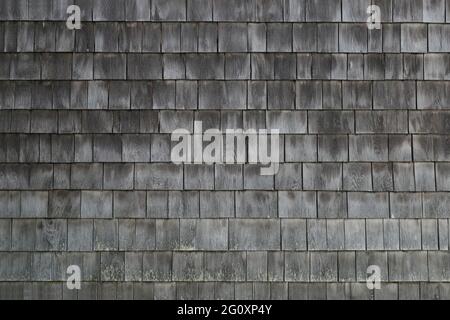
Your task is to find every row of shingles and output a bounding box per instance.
[0,132,441,164]
[0,109,424,136]
[0,0,449,23]
[0,81,436,112]
[2,188,450,219]
[2,122,450,165]
[4,186,450,217]
[1,215,449,252]
[0,157,442,193]
[3,281,450,300]
[2,21,450,53]
[0,250,449,283]
[0,109,419,132]
[5,109,450,133]
[0,162,446,192]
[21,281,450,300]
[2,53,450,81]
[2,80,450,110]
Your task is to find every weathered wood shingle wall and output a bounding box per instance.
[0,0,450,300]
